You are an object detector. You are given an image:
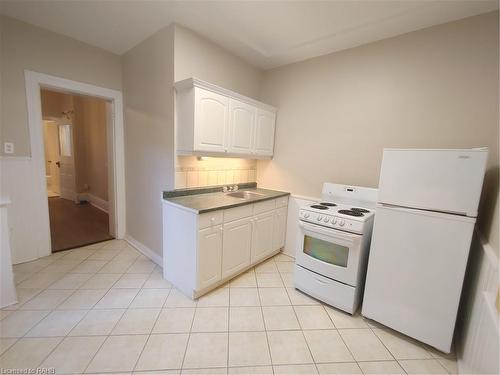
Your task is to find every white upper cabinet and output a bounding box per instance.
[228,99,256,154]
[254,109,276,156]
[175,78,277,158]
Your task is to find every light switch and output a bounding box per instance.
[4,142,14,154]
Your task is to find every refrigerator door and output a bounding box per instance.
[378,148,487,216]
[362,204,475,353]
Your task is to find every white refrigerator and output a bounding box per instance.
[362,148,488,353]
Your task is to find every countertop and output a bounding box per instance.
[163,184,290,214]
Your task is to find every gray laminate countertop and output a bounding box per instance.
[163,185,290,214]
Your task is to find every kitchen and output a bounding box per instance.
[0,2,498,374]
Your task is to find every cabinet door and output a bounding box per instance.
[228,99,256,154]
[273,207,287,250]
[254,109,276,156]
[222,217,252,278]
[197,225,223,290]
[251,211,275,263]
[194,88,229,153]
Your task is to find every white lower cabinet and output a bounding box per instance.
[197,225,223,290]
[251,211,275,263]
[163,195,289,298]
[222,217,252,278]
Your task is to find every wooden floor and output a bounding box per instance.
[48,197,113,252]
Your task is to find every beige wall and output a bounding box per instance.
[40,89,108,201]
[122,25,175,256]
[0,15,121,157]
[174,24,262,100]
[258,11,499,254]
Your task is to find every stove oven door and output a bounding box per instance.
[297,221,362,286]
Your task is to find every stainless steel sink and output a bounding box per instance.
[226,190,265,199]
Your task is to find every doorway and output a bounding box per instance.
[41,89,114,251]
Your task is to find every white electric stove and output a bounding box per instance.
[294,183,378,314]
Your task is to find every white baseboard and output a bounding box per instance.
[125,234,162,266]
[78,193,109,213]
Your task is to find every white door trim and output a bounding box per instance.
[24,70,126,258]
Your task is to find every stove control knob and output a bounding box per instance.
[323,217,329,223]
[339,219,345,226]
[317,215,323,221]
[304,213,310,219]
[332,218,337,224]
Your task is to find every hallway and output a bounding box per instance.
[48,197,113,252]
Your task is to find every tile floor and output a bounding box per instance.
[0,240,458,374]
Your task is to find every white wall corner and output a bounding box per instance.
[124,234,162,266]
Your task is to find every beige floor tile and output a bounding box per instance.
[273,253,295,262]
[26,310,87,337]
[0,338,17,355]
[153,308,195,333]
[229,307,264,332]
[286,288,320,306]
[135,333,189,371]
[183,332,228,369]
[165,289,197,308]
[324,307,368,329]
[130,288,171,308]
[20,289,74,310]
[304,330,353,363]
[127,259,156,274]
[69,259,108,273]
[101,239,129,250]
[2,288,42,310]
[262,306,299,330]
[197,288,229,307]
[0,310,50,337]
[357,361,405,374]
[339,329,393,361]
[182,368,227,375]
[41,259,81,273]
[85,334,148,373]
[267,330,313,365]
[143,272,172,289]
[111,308,161,335]
[373,328,432,360]
[137,371,180,375]
[13,272,35,285]
[0,337,61,369]
[17,272,66,289]
[0,311,12,321]
[61,248,96,260]
[255,260,279,273]
[256,273,284,288]
[47,272,92,289]
[41,336,106,373]
[230,272,257,288]
[56,289,107,309]
[437,358,458,374]
[230,288,260,306]
[294,306,334,329]
[98,259,135,274]
[95,288,139,309]
[192,307,229,332]
[259,288,291,306]
[13,259,52,273]
[88,248,121,260]
[279,273,294,288]
[80,273,121,289]
[276,262,295,273]
[273,364,318,374]
[228,365,272,374]
[229,332,271,367]
[398,359,448,374]
[316,362,362,374]
[69,309,125,336]
[114,273,150,288]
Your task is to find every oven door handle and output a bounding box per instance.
[299,221,360,241]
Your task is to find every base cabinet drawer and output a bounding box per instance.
[222,217,252,278]
[197,225,223,290]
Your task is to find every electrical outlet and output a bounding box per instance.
[4,142,14,154]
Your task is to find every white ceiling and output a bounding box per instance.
[1,0,498,69]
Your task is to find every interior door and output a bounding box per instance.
[228,99,256,154]
[58,120,77,202]
[44,121,61,195]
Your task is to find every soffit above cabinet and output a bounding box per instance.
[174,78,277,113]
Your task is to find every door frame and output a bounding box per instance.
[25,70,126,256]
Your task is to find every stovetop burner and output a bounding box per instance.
[319,202,337,207]
[338,209,364,217]
[310,204,329,210]
[351,207,370,213]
